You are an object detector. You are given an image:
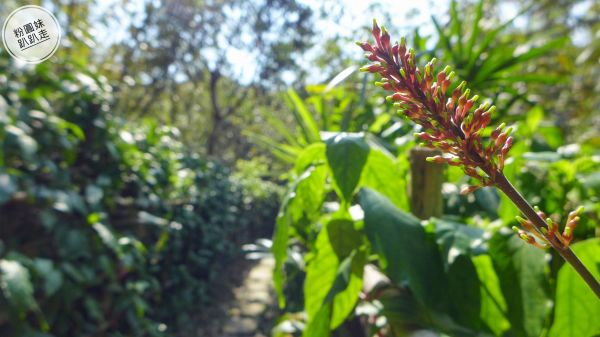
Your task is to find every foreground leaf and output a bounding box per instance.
[358,188,447,312]
[489,232,550,337]
[326,133,370,202]
[549,239,600,337]
[304,218,364,330]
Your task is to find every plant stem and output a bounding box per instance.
[493,171,600,299]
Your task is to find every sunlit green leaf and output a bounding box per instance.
[326,133,370,203]
[549,239,600,337]
[473,255,510,336]
[489,232,550,337]
[359,188,447,312]
[360,147,408,210]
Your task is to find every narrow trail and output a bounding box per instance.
[222,257,276,337]
[181,256,277,337]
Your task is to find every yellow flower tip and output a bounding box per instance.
[564,227,573,237]
[512,226,520,233]
[541,227,548,235]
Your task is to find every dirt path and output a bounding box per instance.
[222,257,276,337]
[180,256,277,337]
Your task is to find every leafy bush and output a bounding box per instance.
[270,16,600,336]
[273,130,600,337]
[0,56,280,336]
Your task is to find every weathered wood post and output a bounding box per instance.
[409,147,444,219]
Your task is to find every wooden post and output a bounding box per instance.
[409,147,444,219]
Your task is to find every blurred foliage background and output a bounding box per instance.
[0,0,599,336]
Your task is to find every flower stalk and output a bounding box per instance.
[358,19,600,299]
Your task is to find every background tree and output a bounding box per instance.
[102,0,314,160]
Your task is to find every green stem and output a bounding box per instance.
[493,171,600,300]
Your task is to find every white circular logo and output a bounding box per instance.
[2,6,61,64]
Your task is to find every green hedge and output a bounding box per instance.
[0,57,281,336]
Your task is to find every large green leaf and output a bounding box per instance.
[325,133,370,203]
[359,146,408,210]
[294,143,326,175]
[358,188,447,312]
[433,219,486,268]
[549,239,600,337]
[433,219,485,330]
[328,250,366,329]
[273,163,328,308]
[303,305,331,337]
[447,255,482,330]
[305,220,347,321]
[0,259,37,316]
[473,255,510,336]
[489,232,550,337]
[304,218,364,330]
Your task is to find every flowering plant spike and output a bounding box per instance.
[358,20,511,194]
[359,19,600,299]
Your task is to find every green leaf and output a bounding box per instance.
[489,232,550,337]
[330,251,365,329]
[434,219,486,268]
[273,164,327,308]
[358,188,447,312]
[360,147,408,210]
[303,305,331,337]
[465,0,484,64]
[326,133,370,202]
[473,255,510,336]
[305,223,346,322]
[433,219,485,330]
[449,0,463,60]
[526,106,544,132]
[326,218,362,258]
[447,255,482,329]
[305,218,363,330]
[432,16,459,66]
[549,239,600,337]
[294,143,326,175]
[287,89,321,144]
[32,259,63,297]
[0,259,37,316]
[474,187,500,216]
